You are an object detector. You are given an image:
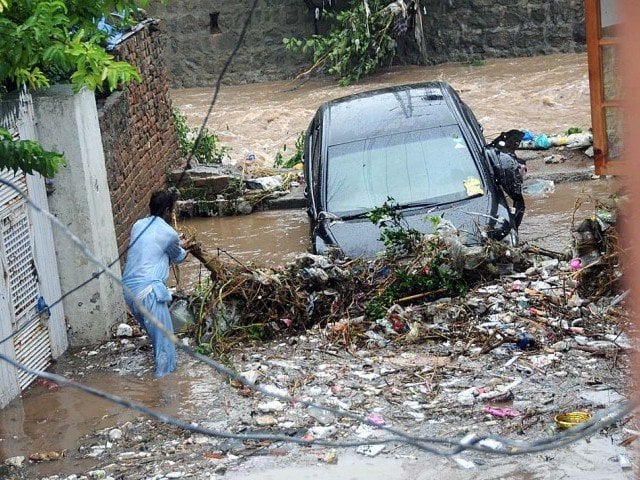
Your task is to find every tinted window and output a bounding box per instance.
[326,126,482,216]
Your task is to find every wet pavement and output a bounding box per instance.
[0,53,634,480]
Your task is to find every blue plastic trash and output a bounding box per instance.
[522,130,535,141]
[534,134,551,149]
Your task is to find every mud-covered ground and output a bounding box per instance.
[1,53,635,480]
[1,247,636,480]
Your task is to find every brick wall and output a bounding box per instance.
[98,22,182,261]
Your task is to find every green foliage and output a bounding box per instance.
[467,59,486,67]
[194,343,212,356]
[284,0,398,85]
[364,199,468,319]
[273,131,304,168]
[367,197,423,257]
[0,0,154,93]
[0,127,66,177]
[172,107,230,165]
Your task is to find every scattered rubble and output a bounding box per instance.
[2,200,634,480]
[172,164,302,217]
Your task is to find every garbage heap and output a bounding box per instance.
[179,203,624,357]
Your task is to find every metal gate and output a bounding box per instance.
[0,166,51,390]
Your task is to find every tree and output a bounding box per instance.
[284,0,420,86]
[0,0,161,177]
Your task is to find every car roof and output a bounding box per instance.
[319,82,466,146]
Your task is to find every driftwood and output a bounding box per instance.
[189,244,224,278]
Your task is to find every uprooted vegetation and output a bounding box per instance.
[175,198,623,358]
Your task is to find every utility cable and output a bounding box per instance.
[0,176,634,459]
[31,0,259,316]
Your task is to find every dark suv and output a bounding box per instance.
[303,82,517,258]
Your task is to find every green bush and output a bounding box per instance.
[172,107,230,165]
[284,0,399,86]
[0,0,151,93]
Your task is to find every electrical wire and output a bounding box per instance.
[0,176,635,459]
[18,0,261,324]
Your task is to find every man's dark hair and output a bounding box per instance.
[149,189,178,216]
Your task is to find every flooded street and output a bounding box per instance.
[1,54,631,480]
[0,373,181,477]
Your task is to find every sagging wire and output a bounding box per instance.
[0,268,103,348]
[1,350,634,457]
[4,0,263,338]
[0,177,454,453]
[0,176,636,458]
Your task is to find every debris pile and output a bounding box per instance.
[180,202,624,361]
[40,257,632,478]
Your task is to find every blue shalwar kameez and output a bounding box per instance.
[122,216,187,377]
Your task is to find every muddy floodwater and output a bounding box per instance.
[176,177,618,286]
[171,53,591,167]
[170,51,612,279]
[0,54,630,480]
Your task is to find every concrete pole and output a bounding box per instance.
[32,85,126,346]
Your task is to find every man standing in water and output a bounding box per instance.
[122,189,192,377]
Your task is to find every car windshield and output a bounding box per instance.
[326,125,483,216]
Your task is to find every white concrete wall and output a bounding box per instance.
[16,94,69,359]
[33,85,126,346]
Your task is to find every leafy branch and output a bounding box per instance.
[367,197,423,257]
[0,0,156,93]
[0,128,66,177]
[284,0,407,86]
[0,1,160,177]
[172,107,230,165]
[273,131,304,168]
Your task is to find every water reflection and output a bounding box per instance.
[0,365,189,476]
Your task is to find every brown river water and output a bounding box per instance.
[175,179,617,287]
[171,53,591,167]
[0,53,628,479]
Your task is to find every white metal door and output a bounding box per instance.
[0,169,51,389]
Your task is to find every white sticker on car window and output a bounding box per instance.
[464,177,484,196]
[451,134,465,149]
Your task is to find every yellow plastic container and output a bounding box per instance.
[554,411,592,430]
